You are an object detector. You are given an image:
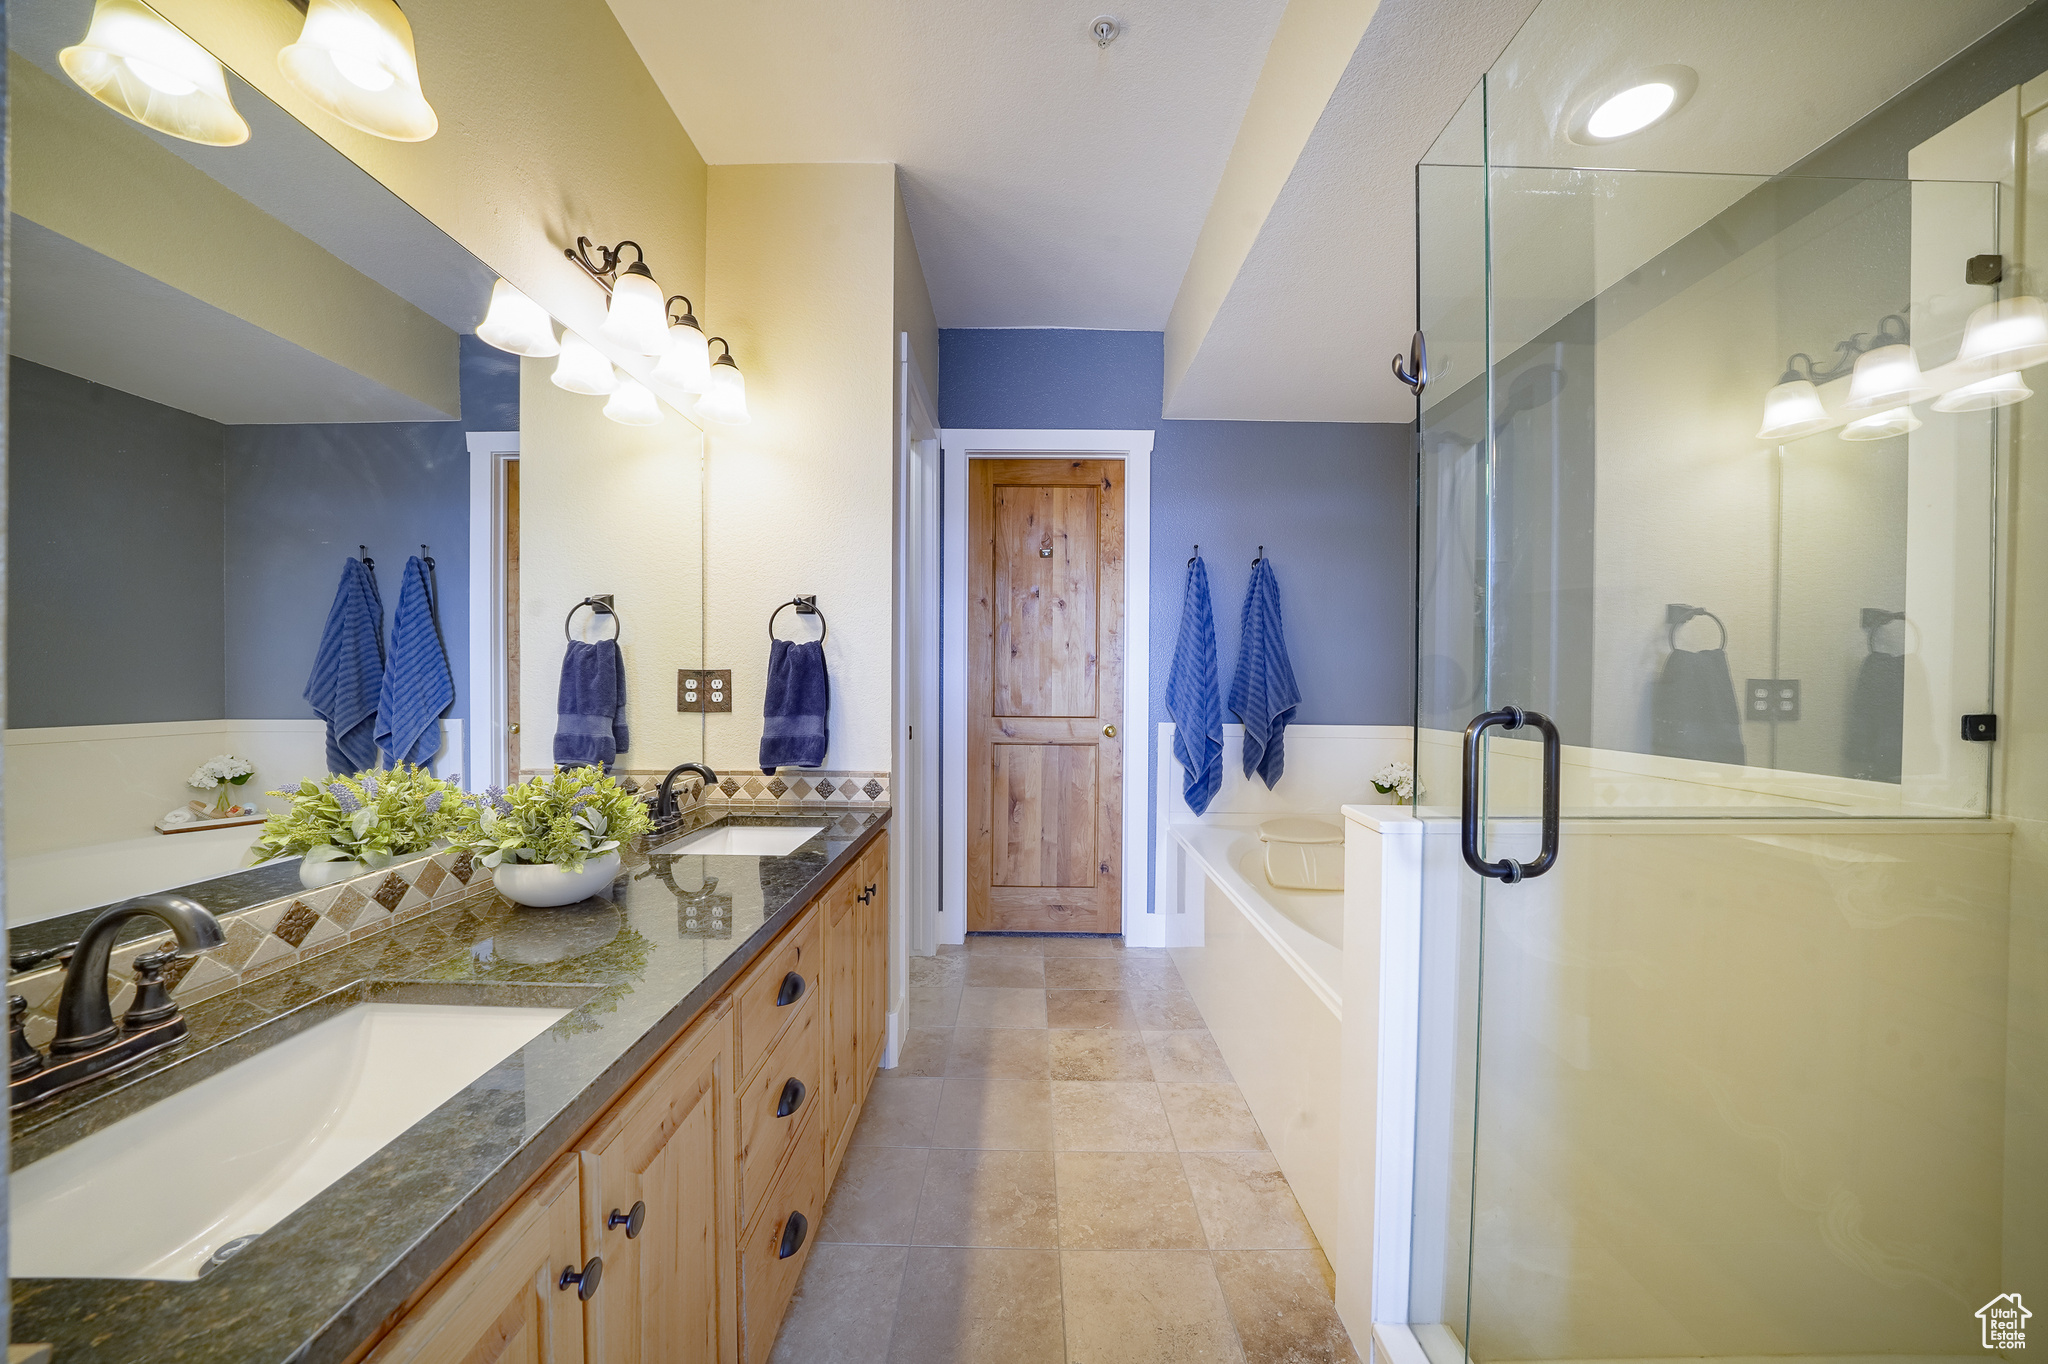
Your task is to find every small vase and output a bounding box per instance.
[492,851,622,909]
[299,857,368,890]
[211,788,235,816]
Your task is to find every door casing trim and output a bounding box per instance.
[466,431,520,795]
[937,429,1155,946]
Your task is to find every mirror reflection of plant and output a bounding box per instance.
[251,763,466,869]
[446,766,652,872]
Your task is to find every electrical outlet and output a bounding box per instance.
[1744,678,1801,721]
[677,669,732,713]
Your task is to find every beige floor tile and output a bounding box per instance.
[910,953,967,987]
[886,1248,1065,1364]
[1034,935,1131,956]
[892,1028,952,1078]
[931,1078,1054,1149]
[967,954,1047,987]
[1053,1152,1207,1249]
[1159,1084,1268,1152]
[1142,1029,1234,1082]
[964,933,1046,955]
[819,1145,929,1245]
[1045,990,1143,1030]
[1047,1030,1154,1081]
[1181,1152,1317,1249]
[913,1149,1059,1248]
[1052,1081,1176,1151]
[947,1028,1051,1079]
[938,942,969,956]
[771,1244,908,1364]
[1127,989,1207,1030]
[1043,957,1183,991]
[852,1076,944,1148]
[907,985,962,1028]
[1212,1249,1361,1363]
[1060,1250,1247,1364]
[956,986,1048,1029]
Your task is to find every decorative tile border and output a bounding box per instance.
[12,848,495,1051]
[709,770,890,810]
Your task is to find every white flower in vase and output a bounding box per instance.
[1371,761,1419,803]
[188,754,255,815]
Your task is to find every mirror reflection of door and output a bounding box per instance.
[966,458,1124,934]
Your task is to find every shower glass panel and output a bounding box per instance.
[1406,64,2031,1364]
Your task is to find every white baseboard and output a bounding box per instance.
[881,1008,901,1070]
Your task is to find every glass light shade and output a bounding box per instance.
[1956,296,2048,373]
[1844,344,1935,412]
[695,358,750,425]
[475,279,559,357]
[652,317,713,393]
[1756,379,1831,441]
[279,0,438,142]
[603,377,663,426]
[59,0,250,146]
[551,332,618,395]
[1932,371,2033,413]
[1840,407,1922,441]
[601,266,672,356]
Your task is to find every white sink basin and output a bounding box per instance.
[11,1002,566,1280]
[652,824,823,857]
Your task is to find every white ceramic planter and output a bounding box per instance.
[491,852,621,909]
[299,857,368,890]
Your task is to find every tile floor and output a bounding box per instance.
[771,934,1362,1364]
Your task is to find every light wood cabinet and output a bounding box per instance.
[739,1106,825,1364]
[822,876,863,1179]
[856,844,889,1104]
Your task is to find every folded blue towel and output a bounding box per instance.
[376,556,456,769]
[1229,557,1301,789]
[760,638,829,772]
[555,639,630,771]
[1166,556,1224,815]
[305,557,385,774]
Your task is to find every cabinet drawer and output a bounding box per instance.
[734,903,821,1082]
[740,1107,825,1364]
[737,983,823,1231]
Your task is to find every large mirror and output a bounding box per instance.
[4,0,706,935]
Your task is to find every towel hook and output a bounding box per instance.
[1188,544,1199,566]
[419,543,435,570]
[566,595,622,642]
[1252,546,1265,566]
[359,545,375,573]
[769,596,828,643]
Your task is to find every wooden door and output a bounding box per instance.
[367,1155,586,1364]
[968,460,1123,933]
[580,1005,738,1364]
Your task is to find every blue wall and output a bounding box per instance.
[939,328,1415,911]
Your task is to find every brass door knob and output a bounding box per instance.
[1102,724,1117,738]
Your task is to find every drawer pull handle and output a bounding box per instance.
[559,1255,604,1301]
[778,1210,809,1260]
[608,1201,646,1239]
[856,884,877,905]
[776,971,806,1006]
[776,1076,807,1118]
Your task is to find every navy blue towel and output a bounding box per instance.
[555,639,630,771]
[1166,556,1224,814]
[1651,647,1744,766]
[760,638,829,773]
[305,557,385,774]
[376,556,455,769]
[1228,557,1301,789]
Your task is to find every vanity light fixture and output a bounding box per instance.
[1755,376,1832,441]
[1567,65,1696,145]
[567,238,673,357]
[279,0,438,142]
[694,339,750,425]
[1844,343,1934,412]
[551,332,618,396]
[651,296,713,393]
[1932,371,2033,412]
[1840,407,1922,441]
[1955,296,2048,373]
[604,377,664,427]
[60,0,251,146]
[476,279,560,357]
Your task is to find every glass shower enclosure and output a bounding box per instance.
[1404,21,2045,1363]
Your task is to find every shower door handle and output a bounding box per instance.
[1460,707,1561,883]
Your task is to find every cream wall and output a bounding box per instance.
[894,175,939,397]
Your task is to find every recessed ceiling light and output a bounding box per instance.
[1568,65,1696,145]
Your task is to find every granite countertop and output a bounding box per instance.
[10,808,888,1364]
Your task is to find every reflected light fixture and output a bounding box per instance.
[1840,407,1922,441]
[476,279,560,357]
[1844,343,1934,412]
[1932,371,2033,412]
[60,0,250,146]
[651,296,713,393]
[567,238,672,357]
[604,377,663,427]
[279,0,438,142]
[551,332,618,396]
[1756,376,1831,441]
[1569,65,1696,145]
[694,338,750,425]
[1956,296,2048,373]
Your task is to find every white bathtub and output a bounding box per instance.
[9,827,282,926]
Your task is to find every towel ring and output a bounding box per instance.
[769,596,827,643]
[566,596,621,642]
[1666,604,1727,652]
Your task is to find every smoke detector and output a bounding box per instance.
[1091,15,1121,47]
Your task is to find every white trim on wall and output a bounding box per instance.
[937,428,1155,946]
[467,431,519,794]
[891,334,940,1066]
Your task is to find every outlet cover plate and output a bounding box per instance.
[1745,678,1800,722]
[678,669,732,713]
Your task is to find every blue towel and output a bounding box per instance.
[305,557,385,774]
[376,556,456,769]
[555,639,630,771]
[1166,556,1224,815]
[1229,557,1301,789]
[760,638,829,772]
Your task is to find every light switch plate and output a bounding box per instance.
[678,669,732,713]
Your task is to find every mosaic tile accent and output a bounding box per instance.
[767,777,788,798]
[373,873,410,910]
[273,902,321,949]
[414,861,447,898]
